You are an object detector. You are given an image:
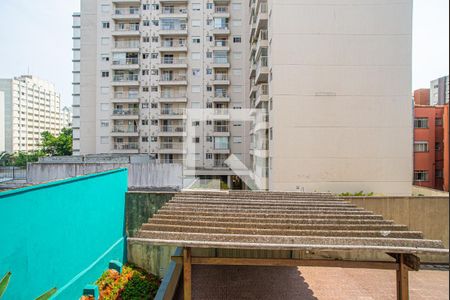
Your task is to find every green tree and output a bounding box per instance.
[41,128,73,156]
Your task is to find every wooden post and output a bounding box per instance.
[396,254,409,300]
[183,247,192,300]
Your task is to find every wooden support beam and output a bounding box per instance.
[172,256,399,270]
[388,253,420,271]
[396,254,410,300]
[183,248,192,300]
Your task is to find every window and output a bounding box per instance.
[142,70,149,75]
[436,169,443,178]
[206,3,213,9]
[192,137,200,143]
[143,53,149,59]
[192,69,201,76]
[151,120,158,125]
[233,36,242,43]
[206,86,212,92]
[436,118,443,126]
[151,86,158,92]
[414,171,428,182]
[151,137,158,142]
[152,36,159,42]
[206,52,212,58]
[192,36,201,43]
[142,120,149,125]
[101,54,109,62]
[233,136,243,144]
[206,153,213,159]
[143,4,150,10]
[143,87,149,92]
[151,53,158,59]
[192,85,201,93]
[143,37,150,43]
[206,136,213,142]
[192,20,201,27]
[101,4,110,12]
[100,120,109,127]
[142,103,149,109]
[269,127,273,140]
[151,103,158,108]
[192,121,200,126]
[152,20,159,26]
[214,137,229,150]
[142,137,149,142]
[143,20,150,26]
[100,137,109,144]
[435,143,442,151]
[414,142,429,152]
[206,68,212,75]
[102,22,110,29]
[192,3,201,11]
[152,4,159,10]
[414,118,428,128]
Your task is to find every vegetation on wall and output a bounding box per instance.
[339,191,374,197]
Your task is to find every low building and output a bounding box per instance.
[414,89,430,106]
[0,75,67,153]
[413,104,449,191]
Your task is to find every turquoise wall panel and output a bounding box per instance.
[0,169,128,299]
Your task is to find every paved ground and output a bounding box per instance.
[176,265,449,300]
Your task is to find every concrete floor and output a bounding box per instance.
[175,265,449,300]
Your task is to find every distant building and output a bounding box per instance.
[413,104,449,191]
[61,106,73,129]
[430,76,449,106]
[414,89,430,106]
[444,105,449,192]
[0,75,67,153]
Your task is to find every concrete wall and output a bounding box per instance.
[0,169,128,299]
[126,192,177,277]
[27,162,183,190]
[269,0,413,195]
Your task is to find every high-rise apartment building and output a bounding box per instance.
[430,75,449,106]
[249,0,413,194]
[76,0,251,186]
[0,75,65,153]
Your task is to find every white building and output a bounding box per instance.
[249,0,413,195]
[75,0,251,187]
[61,106,73,129]
[430,75,449,106]
[0,75,68,153]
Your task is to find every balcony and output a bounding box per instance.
[159,125,187,136]
[112,74,139,86]
[212,25,230,35]
[159,108,187,119]
[214,160,229,169]
[113,40,140,52]
[159,142,186,154]
[159,74,188,86]
[159,23,188,36]
[160,7,188,18]
[111,58,140,70]
[212,39,230,51]
[159,91,188,103]
[159,40,188,52]
[256,30,268,56]
[255,84,269,107]
[256,2,268,33]
[113,142,139,153]
[112,24,140,36]
[212,73,230,85]
[213,6,230,17]
[256,56,269,83]
[213,125,230,136]
[159,57,188,69]
[113,92,140,103]
[112,7,140,20]
[211,57,230,68]
[212,108,230,120]
[212,90,230,102]
[112,108,139,119]
[111,125,139,136]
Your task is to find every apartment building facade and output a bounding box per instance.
[414,89,430,106]
[413,104,449,191]
[249,0,414,194]
[76,0,251,187]
[430,75,449,106]
[0,75,65,153]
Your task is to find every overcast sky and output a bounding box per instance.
[0,0,448,107]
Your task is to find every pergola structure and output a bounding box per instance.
[130,191,449,300]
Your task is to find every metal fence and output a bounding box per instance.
[0,167,27,182]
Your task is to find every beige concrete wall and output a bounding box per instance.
[412,185,450,197]
[268,0,414,195]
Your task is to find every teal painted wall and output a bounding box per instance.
[0,169,128,299]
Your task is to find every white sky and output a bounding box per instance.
[0,0,448,107]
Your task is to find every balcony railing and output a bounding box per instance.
[115,24,140,31]
[160,23,187,31]
[114,92,139,99]
[160,159,184,164]
[161,57,187,64]
[112,58,139,65]
[256,84,269,98]
[214,108,229,115]
[160,142,185,150]
[160,74,187,82]
[214,74,229,80]
[161,7,187,14]
[113,74,139,82]
[112,108,139,116]
[160,108,186,116]
[214,40,229,47]
[213,57,229,64]
[214,160,228,168]
[114,40,140,48]
[112,125,138,133]
[214,90,229,98]
[114,143,139,150]
[114,8,140,15]
[161,40,187,48]
[160,125,186,133]
[215,6,229,13]
[259,2,268,13]
[214,125,229,133]
[161,91,187,98]
[259,29,268,40]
